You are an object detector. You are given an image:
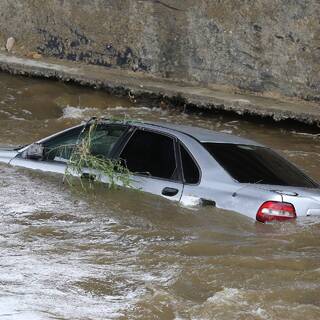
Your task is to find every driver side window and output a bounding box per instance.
[89,124,127,159]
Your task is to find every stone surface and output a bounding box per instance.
[1,53,319,125]
[0,0,319,101]
[5,37,15,52]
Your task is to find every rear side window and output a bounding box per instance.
[180,144,200,184]
[203,143,318,188]
[120,129,178,180]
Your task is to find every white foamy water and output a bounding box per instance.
[61,105,100,119]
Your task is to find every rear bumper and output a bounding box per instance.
[306,208,320,216]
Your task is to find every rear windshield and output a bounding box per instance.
[203,143,318,188]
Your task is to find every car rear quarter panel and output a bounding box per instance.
[282,194,320,217]
[171,132,282,220]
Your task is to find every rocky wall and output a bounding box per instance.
[0,0,319,100]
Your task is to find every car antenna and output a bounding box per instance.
[232,180,263,197]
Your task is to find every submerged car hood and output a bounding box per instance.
[0,146,20,164]
[0,145,20,150]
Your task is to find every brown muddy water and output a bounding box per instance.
[0,72,320,320]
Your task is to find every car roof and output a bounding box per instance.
[136,121,263,146]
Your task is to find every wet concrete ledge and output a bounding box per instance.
[0,53,319,126]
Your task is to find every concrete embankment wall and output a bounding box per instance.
[0,0,319,101]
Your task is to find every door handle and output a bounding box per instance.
[162,187,179,197]
[81,173,96,181]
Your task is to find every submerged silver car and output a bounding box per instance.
[1,119,320,222]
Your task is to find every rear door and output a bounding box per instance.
[118,128,183,201]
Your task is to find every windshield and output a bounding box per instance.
[203,143,318,188]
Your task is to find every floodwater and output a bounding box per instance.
[0,72,320,320]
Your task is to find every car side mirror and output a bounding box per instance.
[22,143,45,160]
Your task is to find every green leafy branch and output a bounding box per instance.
[50,120,133,190]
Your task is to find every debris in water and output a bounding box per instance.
[128,91,137,103]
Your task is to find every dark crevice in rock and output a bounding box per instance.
[139,0,183,11]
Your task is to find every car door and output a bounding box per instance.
[78,123,129,181]
[11,123,129,180]
[118,128,184,201]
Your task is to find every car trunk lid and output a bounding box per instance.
[253,184,320,216]
[253,184,320,197]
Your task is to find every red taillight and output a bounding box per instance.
[256,201,296,223]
